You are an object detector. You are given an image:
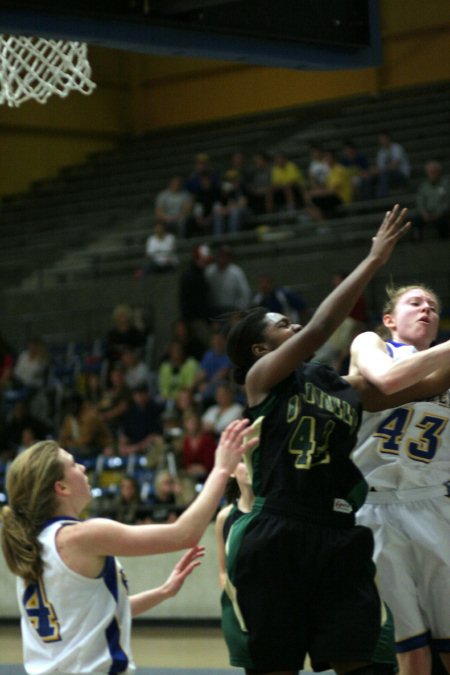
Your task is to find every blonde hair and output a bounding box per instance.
[377,284,441,339]
[1,441,64,583]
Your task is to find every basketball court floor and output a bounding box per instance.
[0,621,331,674]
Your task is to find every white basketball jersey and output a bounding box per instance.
[353,340,450,490]
[18,517,135,674]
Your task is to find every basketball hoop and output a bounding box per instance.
[0,34,96,107]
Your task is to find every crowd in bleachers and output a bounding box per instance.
[149,131,415,237]
[142,129,449,278]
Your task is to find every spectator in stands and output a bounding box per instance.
[213,170,248,235]
[246,152,272,215]
[104,304,146,370]
[201,382,244,438]
[194,329,232,407]
[2,398,49,461]
[112,475,148,525]
[307,144,329,189]
[339,140,371,200]
[178,244,213,347]
[184,152,220,197]
[206,244,252,319]
[118,382,164,459]
[168,318,207,362]
[270,150,305,212]
[97,362,133,438]
[59,392,113,458]
[173,387,198,425]
[144,221,178,274]
[13,337,48,393]
[372,131,411,198]
[120,346,152,391]
[0,333,15,391]
[158,340,201,408]
[181,409,217,481]
[412,160,450,241]
[149,469,182,524]
[191,172,222,237]
[154,175,193,237]
[76,359,104,405]
[228,151,253,190]
[252,274,309,325]
[306,149,353,220]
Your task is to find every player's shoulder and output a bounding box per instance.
[351,330,385,351]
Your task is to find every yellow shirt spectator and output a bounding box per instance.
[326,163,353,203]
[271,160,305,188]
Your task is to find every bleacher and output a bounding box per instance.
[0,80,450,344]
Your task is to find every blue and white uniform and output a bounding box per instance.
[18,517,135,675]
[354,340,450,654]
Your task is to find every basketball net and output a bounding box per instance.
[0,34,96,107]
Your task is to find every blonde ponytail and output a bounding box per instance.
[1,441,64,583]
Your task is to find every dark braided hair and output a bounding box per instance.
[226,307,268,385]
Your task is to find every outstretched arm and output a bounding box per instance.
[347,364,450,412]
[349,331,450,395]
[130,546,204,616]
[247,205,410,398]
[60,419,258,561]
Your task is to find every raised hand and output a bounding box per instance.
[369,204,411,265]
[213,418,258,475]
[163,545,205,598]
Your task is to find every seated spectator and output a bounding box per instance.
[2,398,50,461]
[246,152,272,215]
[372,131,411,198]
[13,337,48,392]
[173,387,198,424]
[149,469,182,523]
[158,340,201,408]
[307,144,329,189]
[212,170,248,235]
[228,151,253,190]
[339,140,371,200]
[97,362,133,437]
[118,382,164,459]
[59,392,113,458]
[104,303,147,370]
[252,274,309,324]
[191,172,222,236]
[144,221,178,274]
[306,150,353,220]
[0,333,15,390]
[412,160,450,241]
[201,382,244,438]
[181,409,217,481]
[206,244,252,318]
[120,346,152,391]
[154,175,193,237]
[184,152,220,197]
[270,151,305,212]
[169,317,208,361]
[112,475,149,524]
[194,330,232,407]
[76,359,104,405]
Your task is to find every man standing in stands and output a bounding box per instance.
[205,245,251,319]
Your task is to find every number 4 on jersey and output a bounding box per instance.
[23,579,61,642]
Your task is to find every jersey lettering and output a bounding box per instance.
[373,407,448,463]
[288,416,334,469]
[23,579,61,643]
